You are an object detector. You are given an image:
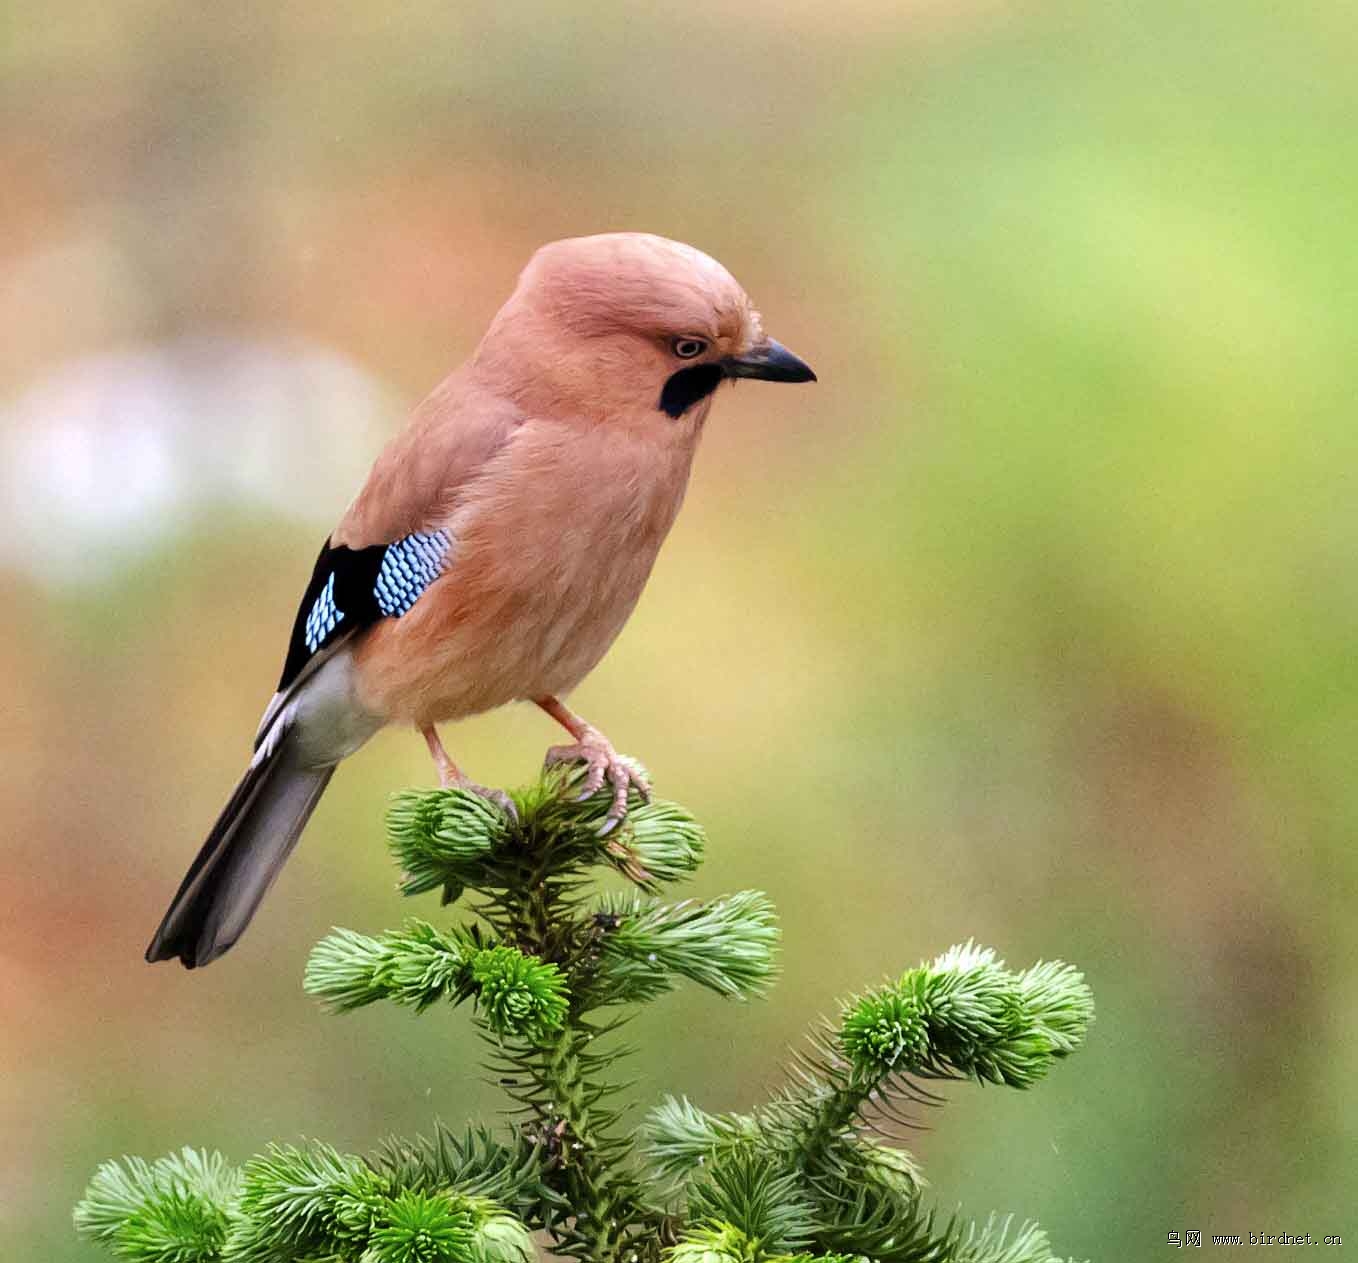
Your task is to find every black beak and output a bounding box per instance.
[722,338,817,383]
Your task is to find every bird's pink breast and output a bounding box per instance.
[351,413,700,727]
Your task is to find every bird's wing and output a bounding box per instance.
[254,376,521,746]
[332,372,521,549]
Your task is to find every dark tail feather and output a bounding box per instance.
[146,737,335,969]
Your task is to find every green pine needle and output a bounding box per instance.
[593,891,780,1001]
[954,1213,1072,1263]
[367,1189,477,1263]
[304,919,480,1013]
[114,1190,231,1263]
[303,925,395,1011]
[763,1255,862,1263]
[840,983,930,1072]
[1016,959,1095,1057]
[592,794,707,889]
[374,1123,547,1216]
[838,941,1092,1088]
[465,1200,538,1263]
[388,789,510,896]
[305,921,567,1039]
[664,1223,758,1263]
[381,921,483,1011]
[76,1157,170,1246]
[229,1140,387,1259]
[856,1138,927,1195]
[641,1096,761,1183]
[467,945,569,1039]
[75,1149,238,1263]
[77,774,1095,1263]
[686,1152,815,1254]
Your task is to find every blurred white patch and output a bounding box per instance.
[0,335,400,585]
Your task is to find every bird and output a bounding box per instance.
[146,232,816,969]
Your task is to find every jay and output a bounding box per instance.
[146,232,816,968]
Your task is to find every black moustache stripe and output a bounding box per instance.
[658,363,724,419]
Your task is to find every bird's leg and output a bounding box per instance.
[535,696,650,835]
[422,724,462,788]
[420,725,517,822]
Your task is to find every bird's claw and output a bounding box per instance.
[448,779,519,825]
[544,731,650,834]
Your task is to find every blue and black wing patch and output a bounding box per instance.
[277,530,452,692]
[374,530,449,616]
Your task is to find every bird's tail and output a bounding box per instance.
[145,729,335,969]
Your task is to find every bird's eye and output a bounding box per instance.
[671,336,708,359]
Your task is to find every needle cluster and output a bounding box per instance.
[76,768,1093,1263]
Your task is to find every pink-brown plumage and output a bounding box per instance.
[147,231,814,968]
[347,234,759,724]
[354,414,700,725]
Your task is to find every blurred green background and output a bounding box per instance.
[4,0,1355,1257]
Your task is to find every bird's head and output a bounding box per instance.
[474,233,815,424]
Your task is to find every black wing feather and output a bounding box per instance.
[276,538,388,692]
[275,529,454,693]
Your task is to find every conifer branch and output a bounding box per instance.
[305,920,569,1039]
[588,891,779,1004]
[77,775,1093,1263]
[74,1148,238,1263]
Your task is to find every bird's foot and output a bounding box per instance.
[544,727,651,835]
[440,770,519,825]
[423,723,518,823]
